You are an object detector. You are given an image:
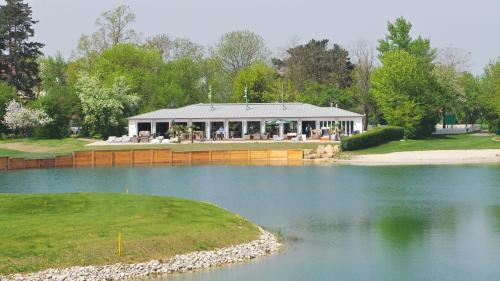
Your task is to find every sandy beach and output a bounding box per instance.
[339,149,500,166]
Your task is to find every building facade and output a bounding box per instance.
[127,103,364,139]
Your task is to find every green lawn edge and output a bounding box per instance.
[350,134,500,154]
[0,134,499,159]
[0,192,260,275]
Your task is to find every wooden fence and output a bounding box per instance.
[0,149,304,171]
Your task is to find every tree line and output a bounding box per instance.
[0,1,499,139]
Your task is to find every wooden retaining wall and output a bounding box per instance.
[0,149,303,171]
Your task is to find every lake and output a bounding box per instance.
[1,164,500,281]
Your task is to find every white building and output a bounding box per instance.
[127,103,363,139]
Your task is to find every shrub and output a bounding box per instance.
[341,126,404,151]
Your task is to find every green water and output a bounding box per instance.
[1,164,500,280]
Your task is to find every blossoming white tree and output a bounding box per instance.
[3,99,53,136]
[75,74,139,138]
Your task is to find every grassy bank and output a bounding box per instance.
[1,134,498,159]
[90,142,322,152]
[0,138,322,158]
[351,134,500,154]
[0,193,259,275]
[0,138,94,158]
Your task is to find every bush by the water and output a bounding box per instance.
[341,126,404,151]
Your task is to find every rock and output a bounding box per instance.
[3,228,282,281]
[304,153,318,159]
[333,145,340,153]
[316,145,325,155]
[323,145,334,155]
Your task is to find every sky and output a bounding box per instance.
[24,0,500,74]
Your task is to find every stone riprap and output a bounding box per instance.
[303,144,340,160]
[2,227,281,281]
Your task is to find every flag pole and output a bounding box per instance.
[209,85,214,110]
[244,84,249,110]
[281,81,285,110]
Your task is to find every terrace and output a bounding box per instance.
[117,103,364,144]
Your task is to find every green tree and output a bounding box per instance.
[480,61,500,133]
[377,17,436,68]
[231,61,284,103]
[75,74,139,138]
[0,0,44,99]
[91,44,163,109]
[39,53,68,91]
[297,80,353,108]
[211,30,270,75]
[31,85,79,138]
[273,39,353,91]
[0,82,17,134]
[456,72,482,126]
[146,57,205,110]
[433,64,459,127]
[371,49,439,138]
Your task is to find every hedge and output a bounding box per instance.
[341,126,404,151]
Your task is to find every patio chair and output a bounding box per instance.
[261,134,269,140]
[106,136,116,143]
[273,135,284,141]
[121,136,131,143]
[243,134,251,140]
[252,133,261,140]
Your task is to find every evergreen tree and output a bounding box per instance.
[0,0,44,99]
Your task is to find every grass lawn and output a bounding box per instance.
[0,193,259,275]
[352,134,500,154]
[0,138,94,158]
[90,142,323,152]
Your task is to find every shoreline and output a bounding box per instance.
[1,227,282,281]
[335,149,500,166]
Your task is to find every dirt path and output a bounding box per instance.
[0,143,68,153]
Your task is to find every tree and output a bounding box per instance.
[273,39,353,91]
[76,5,138,54]
[39,53,68,91]
[33,54,79,138]
[146,57,205,110]
[480,61,500,133]
[3,99,52,136]
[0,81,16,133]
[0,0,44,99]
[456,72,481,126]
[31,85,80,138]
[371,49,439,138]
[231,61,284,103]
[433,47,476,127]
[145,34,204,62]
[90,44,163,109]
[436,47,471,73]
[378,17,436,68]
[75,74,139,138]
[211,30,270,75]
[351,40,376,130]
[433,64,460,127]
[297,81,353,108]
